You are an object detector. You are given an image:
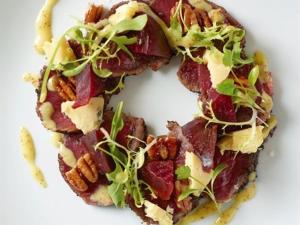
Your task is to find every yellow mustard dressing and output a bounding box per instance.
[20,127,47,188]
[214,182,256,225]
[178,201,217,225]
[178,182,256,225]
[34,0,58,54]
[22,73,40,89]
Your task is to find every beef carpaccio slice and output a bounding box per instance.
[58,111,146,206]
[213,149,259,202]
[130,116,259,224]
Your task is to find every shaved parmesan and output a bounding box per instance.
[185,152,212,196]
[203,49,231,88]
[217,126,264,154]
[61,97,104,134]
[144,200,173,225]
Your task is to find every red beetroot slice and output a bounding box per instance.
[182,118,218,172]
[129,16,172,59]
[73,65,105,108]
[141,160,174,201]
[211,94,237,122]
[213,149,258,202]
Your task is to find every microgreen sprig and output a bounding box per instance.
[197,101,258,130]
[216,66,264,112]
[95,102,156,208]
[39,14,148,102]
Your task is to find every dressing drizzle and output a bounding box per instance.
[178,182,256,225]
[20,127,47,188]
[34,0,58,54]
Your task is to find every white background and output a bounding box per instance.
[0,0,300,224]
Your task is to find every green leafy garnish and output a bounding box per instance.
[248,65,259,86]
[105,73,126,95]
[175,166,191,180]
[112,14,148,33]
[216,76,263,112]
[215,79,237,96]
[95,102,157,208]
[39,13,148,102]
[223,42,253,68]
[197,100,258,130]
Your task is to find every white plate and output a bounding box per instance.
[1,0,300,224]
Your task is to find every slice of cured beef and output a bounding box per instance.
[99,3,173,76]
[213,149,259,202]
[167,118,218,172]
[36,68,122,133]
[58,111,147,205]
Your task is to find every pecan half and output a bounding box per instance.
[55,76,76,101]
[183,4,198,30]
[66,168,88,192]
[85,4,103,24]
[65,153,99,192]
[77,153,98,183]
[147,135,178,160]
[196,10,212,28]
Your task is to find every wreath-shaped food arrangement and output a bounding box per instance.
[30,0,277,224]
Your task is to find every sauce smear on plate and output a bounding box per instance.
[34,0,58,54]
[20,127,47,188]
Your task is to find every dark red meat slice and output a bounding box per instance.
[58,156,109,205]
[63,131,114,175]
[129,16,172,59]
[36,89,78,133]
[141,160,174,201]
[177,56,205,93]
[178,54,237,122]
[101,111,146,150]
[213,149,258,202]
[140,0,179,25]
[99,51,149,77]
[211,94,237,122]
[59,111,147,205]
[181,118,218,172]
[168,119,218,172]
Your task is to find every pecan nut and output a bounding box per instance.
[54,76,76,101]
[183,4,198,30]
[196,10,212,28]
[65,153,98,192]
[85,4,103,24]
[77,153,98,183]
[65,168,88,192]
[147,135,178,160]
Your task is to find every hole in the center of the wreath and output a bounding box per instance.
[109,57,198,135]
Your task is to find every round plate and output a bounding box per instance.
[0,0,299,224]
